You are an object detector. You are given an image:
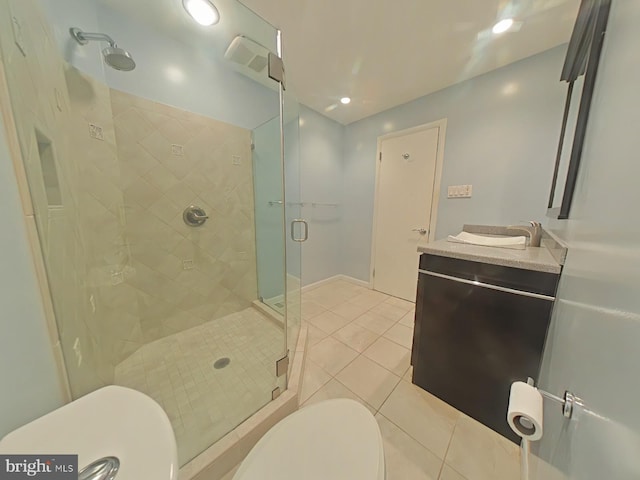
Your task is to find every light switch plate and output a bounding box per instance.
[448,184,473,198]
[232,155,241,166]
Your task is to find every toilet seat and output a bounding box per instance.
[233,399,385,480]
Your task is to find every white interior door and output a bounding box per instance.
[372,125,441,301]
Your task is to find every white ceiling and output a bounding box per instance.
[101,0,580,125]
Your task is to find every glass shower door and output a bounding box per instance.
[0,0,291,467]
[253,116,286,317]
[252,61,303,382]
[283,88,303,364]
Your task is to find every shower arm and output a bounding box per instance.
[70,28,117,48]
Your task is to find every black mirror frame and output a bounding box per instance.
[547,0,611,219]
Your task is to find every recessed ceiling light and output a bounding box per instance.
[165,65,185,83]
[340,97,351,105]
[492,18,514,35]
[183,0,220,26]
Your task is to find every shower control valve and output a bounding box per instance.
[183,205,209,227]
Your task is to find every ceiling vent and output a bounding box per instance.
[224,35,276,90]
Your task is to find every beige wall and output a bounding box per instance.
[111,89,258,344]
[0,0,258,398]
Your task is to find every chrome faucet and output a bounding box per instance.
[507,221,542,247]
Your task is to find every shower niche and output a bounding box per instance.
[35,130,62,208]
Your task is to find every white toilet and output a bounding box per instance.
[233,399,386,480]
[0,386,178,480]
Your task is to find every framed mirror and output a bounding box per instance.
[547,0,611,219]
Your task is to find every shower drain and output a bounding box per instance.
[214,357,231,369]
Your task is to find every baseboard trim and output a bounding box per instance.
[301,274,372,292]
[301,275,343,292]
[339,275,370,288]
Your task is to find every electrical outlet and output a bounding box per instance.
[447,184,473,198]
[89,124,104,141]
[232,155,241,166]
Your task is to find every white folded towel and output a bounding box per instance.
[447,231,527,250]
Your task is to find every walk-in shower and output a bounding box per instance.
[0,0,300,468]
[69,27,136,71]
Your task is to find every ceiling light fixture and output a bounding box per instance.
[340,97,351,105]
[492,18,514,35]
[183,0,220,26]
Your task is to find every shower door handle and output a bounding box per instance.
[291,219,309,243]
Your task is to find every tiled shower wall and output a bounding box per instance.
[0,0,125,396]
[111,90,258,345]
[0,0,258,398]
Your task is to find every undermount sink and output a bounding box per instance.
[447,231,527,250]
[0,386,178,480]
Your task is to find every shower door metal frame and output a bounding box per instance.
[272,30,306,388]
[274,30,289,386]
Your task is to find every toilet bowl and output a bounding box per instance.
[0,386,178,480]
[233,399,385,480]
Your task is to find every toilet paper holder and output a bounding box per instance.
[527,377,582,419]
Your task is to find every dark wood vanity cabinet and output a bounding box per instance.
[411,254,560,443]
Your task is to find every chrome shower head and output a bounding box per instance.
[102,46,136,72]
[70,27,136,72]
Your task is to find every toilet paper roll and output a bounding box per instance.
[507,381,543,441]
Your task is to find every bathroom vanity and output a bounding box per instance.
[411,226,564,443]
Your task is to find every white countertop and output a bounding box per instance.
[417,238,562,274]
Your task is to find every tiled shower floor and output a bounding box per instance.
[114,307,284,465]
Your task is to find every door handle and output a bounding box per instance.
[291,219,309,242]
[412,228,427,235]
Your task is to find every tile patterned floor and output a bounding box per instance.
[114,307,283,466]
[300,278,521,480]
